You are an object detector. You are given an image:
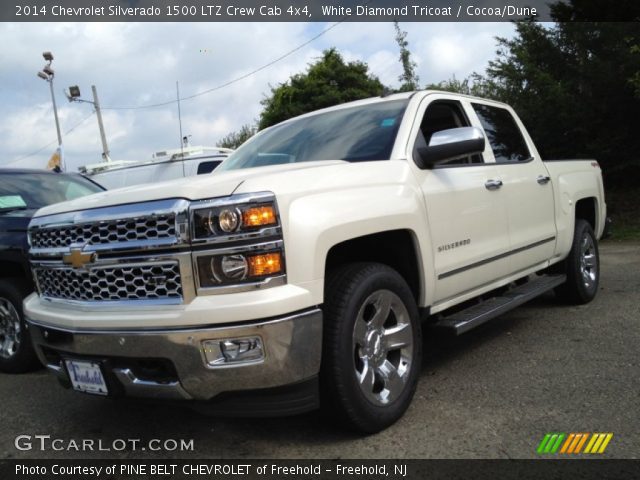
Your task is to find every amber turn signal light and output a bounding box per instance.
[242,205,277,228]
[247,252,282,277]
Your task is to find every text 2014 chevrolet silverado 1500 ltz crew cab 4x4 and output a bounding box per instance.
[24,91,606,432]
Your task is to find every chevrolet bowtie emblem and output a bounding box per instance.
[62,248,96,268]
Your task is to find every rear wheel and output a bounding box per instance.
[554,219,600,304]
[322,263,421,433]
[0,279,40,373]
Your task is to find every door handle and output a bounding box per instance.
[485,179,503,190]
[537,175,551,185]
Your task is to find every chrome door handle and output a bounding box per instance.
[485,179,503,190]
[537,175,551,185]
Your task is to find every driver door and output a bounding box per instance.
[409,95,511,304]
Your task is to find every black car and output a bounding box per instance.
[0,169,104,373]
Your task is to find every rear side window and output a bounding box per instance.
[197,160,221,174]
[472,104,531,163]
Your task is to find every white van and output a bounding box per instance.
[79,146,232,189]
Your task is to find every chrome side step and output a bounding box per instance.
[432,274,566,335]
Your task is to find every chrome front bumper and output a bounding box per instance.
[28,308,322,402]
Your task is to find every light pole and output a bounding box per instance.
[66,85,111,162]
[37,51,63,153]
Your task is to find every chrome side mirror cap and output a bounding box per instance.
[416,126,485,169]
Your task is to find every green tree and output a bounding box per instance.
[478,15,640,180]
[258,48,384,130]
[394,21,420,92]
[425,74,497,98]
[216,124,256,149]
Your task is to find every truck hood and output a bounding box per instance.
[33,161,349,217]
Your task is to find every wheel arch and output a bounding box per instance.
[575,196,598,233]
[324,229,424,305]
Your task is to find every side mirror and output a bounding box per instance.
[416,126,485,169]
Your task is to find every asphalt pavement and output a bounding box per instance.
[1,241,638,459]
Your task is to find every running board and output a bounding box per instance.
[431,274,566,335]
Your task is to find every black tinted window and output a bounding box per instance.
[197,161,221,174]
[472,104,530,163]
[0,173,102,210]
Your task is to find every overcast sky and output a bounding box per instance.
[0,22,515,172]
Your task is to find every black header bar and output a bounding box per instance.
[5,0,575,22]
[3,459,640,480]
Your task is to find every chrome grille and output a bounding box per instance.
[35,263,183,302]
[30,214,177,249]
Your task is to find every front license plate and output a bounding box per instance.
[65,360,108,396]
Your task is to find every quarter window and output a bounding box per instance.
[472,104,531,163]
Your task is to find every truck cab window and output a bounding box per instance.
[414,101,483,165]
[218,99,409,172]
[472,103,531,163]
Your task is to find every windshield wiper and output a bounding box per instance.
[0,206,29,214]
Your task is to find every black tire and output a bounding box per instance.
[0,278,41,373]
[554,219,600,304]
[321,262,422,433]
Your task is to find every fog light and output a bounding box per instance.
[202,337,264,367]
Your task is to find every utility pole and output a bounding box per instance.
[67,84,111,162]
[37,51,64,168]
[48,74,62,147]
[91,85,110,161]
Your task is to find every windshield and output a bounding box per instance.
[0,172,103,210]
[218,99,409,172]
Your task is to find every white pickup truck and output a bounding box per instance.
[24,91,606,433]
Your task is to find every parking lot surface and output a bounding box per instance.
[1,242,638,459]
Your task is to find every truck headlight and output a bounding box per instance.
[193,202,278,239]
[196,250,284,287]
[218,208,240,233]
[190,193,285,293]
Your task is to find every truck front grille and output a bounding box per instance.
[30,214,177,249]
[35,263,183,302]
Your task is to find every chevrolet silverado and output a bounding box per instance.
[24,91,606,432]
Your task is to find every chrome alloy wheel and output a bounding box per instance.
[0,298,21,360]
[579,233,598,290]
[352,289,414,406]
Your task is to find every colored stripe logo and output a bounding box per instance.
[537,433,613,454]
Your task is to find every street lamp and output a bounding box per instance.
[66,85,111,162]
[37,51,63,156]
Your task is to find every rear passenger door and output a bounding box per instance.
[471,102,556,274]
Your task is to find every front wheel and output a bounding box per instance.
[322,263,422,433]
[554,219,600,304]
[0,279,40,373]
